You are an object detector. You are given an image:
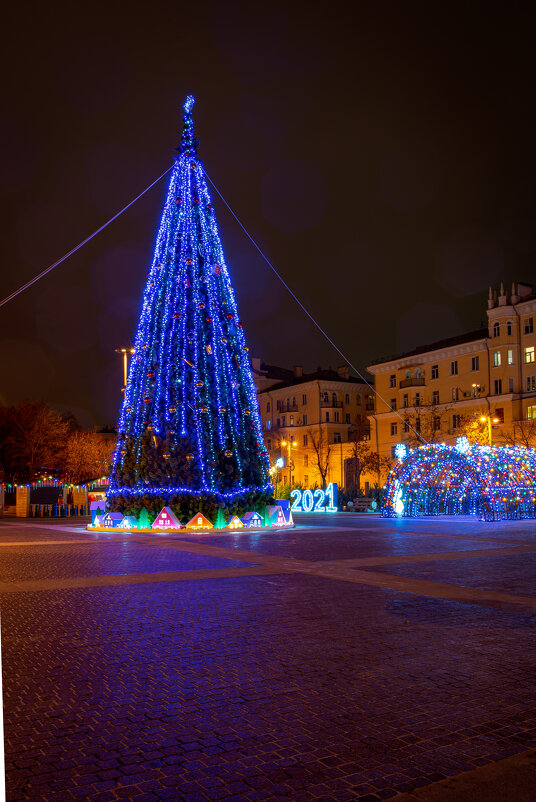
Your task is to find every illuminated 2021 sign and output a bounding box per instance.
[290,483,338,513]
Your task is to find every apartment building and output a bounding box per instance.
[252,361,375,491]
[367,282,536,459]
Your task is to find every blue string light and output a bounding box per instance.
[383,441,536,521]
[107,96,271,515]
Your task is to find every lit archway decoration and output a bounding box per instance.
[382,442,536,521]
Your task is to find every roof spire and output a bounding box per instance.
[178,95,198,158]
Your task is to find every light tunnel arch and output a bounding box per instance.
[382,443,536,521]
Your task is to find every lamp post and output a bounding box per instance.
[115,347,136,391]
[280,440,298,487]
[480,414,500,446]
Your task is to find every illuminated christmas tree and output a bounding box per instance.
[107,96,271,520]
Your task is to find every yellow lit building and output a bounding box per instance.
[252,360,378,493]
[367,282,536,459]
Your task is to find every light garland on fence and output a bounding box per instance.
[383,440,536,522]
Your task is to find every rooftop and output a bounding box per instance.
[258,363,366,392]
[368,327,489,367]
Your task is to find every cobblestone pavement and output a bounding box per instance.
[1,514,536,801]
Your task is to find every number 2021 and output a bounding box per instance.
[290,483,338,513]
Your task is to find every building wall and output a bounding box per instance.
[256,369,377,492]
[367,283,536,460]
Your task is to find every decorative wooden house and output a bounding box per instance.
[152,507,181,530]
[185,512,214,530]
[226,515,243,529]
[283,508,294,526]
[266,505,286,527]
[241,511,263,528]
[102,512,124,528]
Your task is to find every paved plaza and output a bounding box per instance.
[1,513,536,801]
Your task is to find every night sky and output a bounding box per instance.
[2,2,536,427]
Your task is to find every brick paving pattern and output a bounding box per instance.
[1,514,536,801]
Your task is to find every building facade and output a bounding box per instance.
[367,282,536,459]
[252,360,376,492]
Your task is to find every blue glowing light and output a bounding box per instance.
[383,443,536,522]
[394,443,407,461]
[107,96,271,514]
[290,483,338,513]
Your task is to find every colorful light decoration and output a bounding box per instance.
[106,96,271,514]
[383,443,536,522]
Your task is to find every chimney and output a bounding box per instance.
[337,365,349,380]
[487,286,496,309]
[498,281,507,306]
[511,281,520,305]
[293,365,303,378]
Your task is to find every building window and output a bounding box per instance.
[345,413,351,423]
[334,411,340,422]
[525,346,535,363]
[472,384,480,398]
[281,415,286,426]
[304,455,308,467]
[303,414,308,425]
[495,408,504,423]
[403,394,409,408]
[415,417,421,432]
[389,374,396,388]
[432,390,439,405]
[403,421,410,433]
[276,418,280,428]
[527,405,536,420]
[356,394,361,404]
[322,391,328,402]
[290,415,294,425]
[433,416,441,431]
[266,420,271,430]
[524,317,534,334]
[492,321,500,338]
[390,398,396,411]
[276,400,281,411]
[332,392,337,406]
[451,387,459,401]
[452,414,461,429]
[494,379,502,395]
[302,393,307,405]
[304,475,309,486]
[431,364,439,380]
[509,378,514,393]
[507,321,513,336]
[493,351,501,367]
[527,376,536,392]
[325,412,329,422]
[266,401,271,412]
[345,393,350,405]
[292,397,296,408]
[333,432,341,443]
[391,446,397,458]
[508,349,514,365]
[390,422,397,436]
[303,434,308,446]
[471,356,479,371]
[414,393,421,406]
[450,361,458,376]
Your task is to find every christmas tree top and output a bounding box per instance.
[107,96,272,518]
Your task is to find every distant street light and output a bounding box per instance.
[115,347,136,391]
[281,439,298,487]
[480,414,500,446]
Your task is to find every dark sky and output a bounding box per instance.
[2,2,536,426]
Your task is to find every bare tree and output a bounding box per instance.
[63,431,115,484]
[401,400,453,448]
[307,427,332,488]
[0,402,69,482]
[500,419,536,449]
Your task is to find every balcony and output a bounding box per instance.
[276,403,298,413]
[399,377,426,389]
[320,400,343,408]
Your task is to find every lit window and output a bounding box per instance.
[508,349,514,365]
[290,415,294,425]
[390,422,397,436]
[525,346,535,363]
[527,405,536,420]
[450,361,458,376]
[524,317,534,334]
[493,321,500,338]
[493,351,501,367]
[527,376,536,392]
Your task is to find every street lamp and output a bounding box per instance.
[281,440,298,487]
[115,347,136,391]
[480,415,500,446]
